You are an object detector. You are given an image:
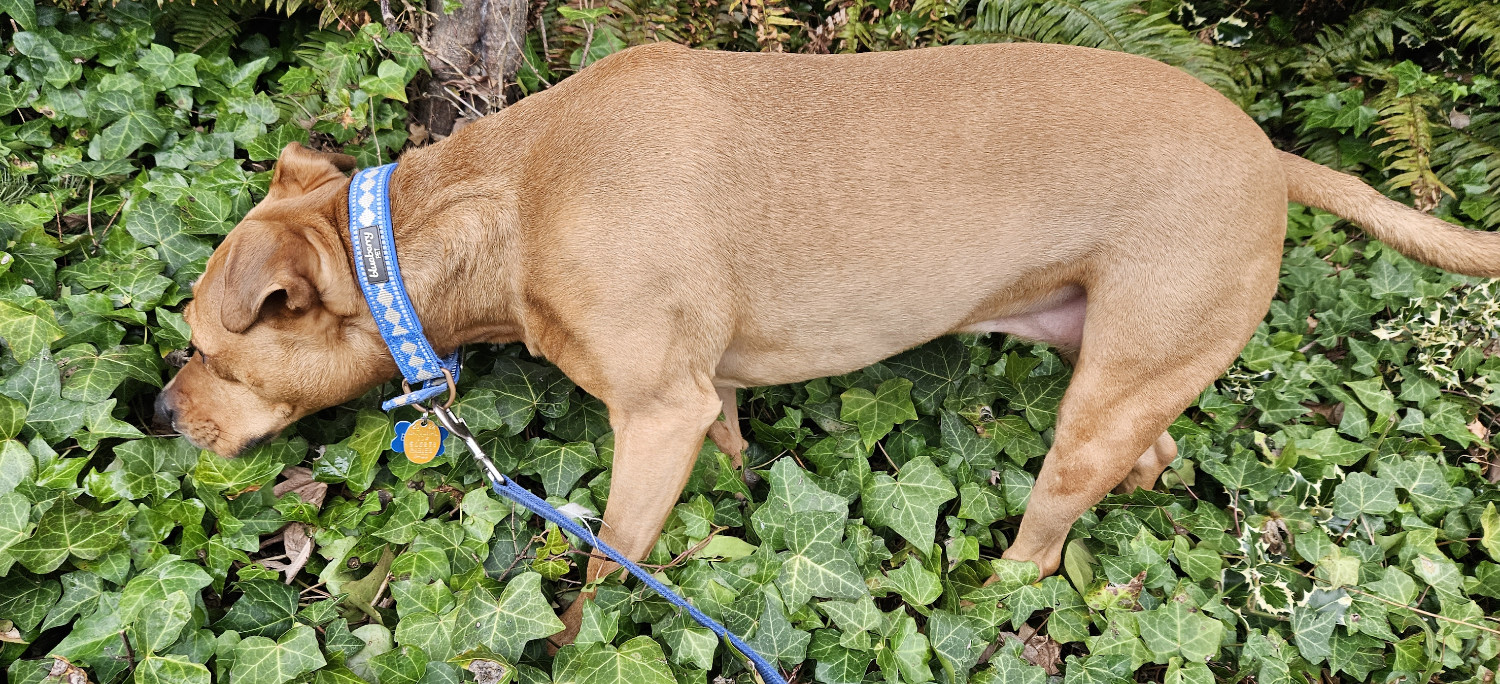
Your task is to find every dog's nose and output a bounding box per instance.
[153,392,177,432]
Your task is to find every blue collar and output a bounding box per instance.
[347,164,461,410]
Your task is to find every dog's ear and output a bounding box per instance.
[217,227,361,334]
[268,142,357,199]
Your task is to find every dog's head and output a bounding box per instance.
[157,143,396,456]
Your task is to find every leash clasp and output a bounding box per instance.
[430,402,506,486]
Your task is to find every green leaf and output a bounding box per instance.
[455,572,564,661]
[566,637,674,684]
[119,557,213,624]
[0,300,63,363]
[1134,601,1223,663]
[522,440,599,498]
[137,655,211,684]
[0,573,60,632]
[0,0,37,29]
[0,353,90,442]
[231,623,327,684]
[359,60,410,102]
[91,107,167,160]
[861,455,956,551]
[0,490,32,555]
[776,510,867,606]
[1331,472,1398,519]
[885,556,942,606]
[840,378,918,448]
[139,44,201,89]
[746,592,810,668]
[376,487,432,544]
[216,579,299,638]
[124,198,212,274]
[8,496,130,573]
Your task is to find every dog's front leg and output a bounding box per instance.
[551,383,723,647]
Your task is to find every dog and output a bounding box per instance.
[156,41,1500,644]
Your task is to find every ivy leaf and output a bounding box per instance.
[999,372,1069,431]
[118,557,213,625]
[775,510,867,606]
[139,44,201,88]
[928,610,984,677]
[522,439,600,498]
[0,299,63,363]
[231,623,327,684]
[862,455,956,551]
[0,573,60,632]
[375,487,432,544]
[481,357,573,435]
[0,490,32,556]
[0,353,91,442]
[1481,503,1500,563]
[566,637,675,684]
[124,198,213,274]
[7,496,130,573]
[1135,601,1224,663]
[1332,472,1398,519]
[137,655,211,684]
[455,572,564,660]
[840,378,918,448]
[746,592,810,668]
[359,60,410,102]
[216,579,299,638]
[886,337,968,415]
[750,457,846,549]
[1296,429,1372,466]
[91,107,167,160]
[60,344,161,403]
[885,556,942,606]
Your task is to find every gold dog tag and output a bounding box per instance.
[401,418,444,464]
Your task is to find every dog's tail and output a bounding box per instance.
[1279,151,1500,278]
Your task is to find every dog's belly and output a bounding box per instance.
[713,285,1087,387]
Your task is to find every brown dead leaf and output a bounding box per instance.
[49,657,91,684]
[999,624,1062,675]
[274,467,327,508]
[467,660,510,684]
[1469,419,1490,445]
[1261,517,1289,556]
[0,620,24,644]
[1304,402,1345,425]
[407,123,430,147]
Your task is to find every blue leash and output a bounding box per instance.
[346,164,788,684]
[431,405,788,684]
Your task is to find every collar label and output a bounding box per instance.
[357,225,390,284]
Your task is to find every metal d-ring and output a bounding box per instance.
[401,367,458,415]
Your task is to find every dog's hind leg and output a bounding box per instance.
[552,381,723,646]
[706,385,747,469]
[1115,432,1179,494]
[1000,250,1278,576]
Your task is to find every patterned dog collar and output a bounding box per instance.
[346,164,461,410]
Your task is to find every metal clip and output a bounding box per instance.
[431,403,506,486]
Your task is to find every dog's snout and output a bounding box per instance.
[154,392,177,432]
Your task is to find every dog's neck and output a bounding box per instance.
[334,140,531,356]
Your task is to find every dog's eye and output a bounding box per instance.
[166,345,193,369]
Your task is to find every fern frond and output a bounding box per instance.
[1434,111,1500,228]
[1371,83,1452,211]
[951,0,1235,95]
[164,2,246,51]
[1293,7,1434,80]
[1420,0,1500,68]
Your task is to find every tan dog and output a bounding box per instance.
[157,42,1500,642]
